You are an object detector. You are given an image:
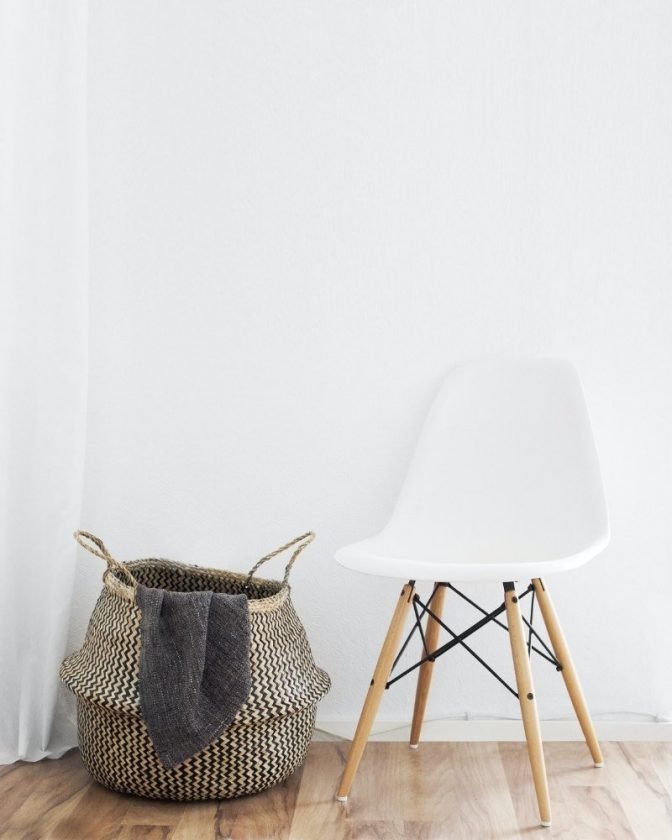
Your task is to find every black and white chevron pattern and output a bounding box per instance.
[60,558,330,800]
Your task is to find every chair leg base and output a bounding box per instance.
[337,578,602,828]
[336,582,416,801]
[532,578,604,767]
[409,583,447,749]
[504,582,552,827]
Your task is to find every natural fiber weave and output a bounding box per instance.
[60,533,330,800]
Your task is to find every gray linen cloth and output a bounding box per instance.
[136,583,251,768]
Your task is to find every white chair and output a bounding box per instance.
[335,359,609,828]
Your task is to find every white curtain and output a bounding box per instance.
[0,1,88,762]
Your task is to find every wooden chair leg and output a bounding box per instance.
[532,578,604,767]
[336,582,415,801]
[504,582,552,828]
[409,583,446,748]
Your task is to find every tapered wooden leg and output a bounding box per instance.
[504,582,552,827]
[409,583,446,748]
[336,582,415,801]
[532,578,604,767]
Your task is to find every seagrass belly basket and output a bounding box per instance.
[60,531,330,800]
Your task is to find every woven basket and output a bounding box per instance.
[60,531,331,801]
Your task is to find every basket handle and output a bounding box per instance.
[73,530,138,591]
[244,531,315,589]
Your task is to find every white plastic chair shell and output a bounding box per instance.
[336,359,609,582]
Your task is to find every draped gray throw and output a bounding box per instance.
[136,584,251,769]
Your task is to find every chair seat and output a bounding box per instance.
[335,530,609,582]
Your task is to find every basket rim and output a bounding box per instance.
[104,557,290,613]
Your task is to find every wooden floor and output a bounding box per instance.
[1,741,671,839]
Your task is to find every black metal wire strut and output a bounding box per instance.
[446,582,561,669]
[384,581,561,698]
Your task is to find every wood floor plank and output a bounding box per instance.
[117,827,173,840]
[288,742,349,840]
[499,741,596,837]
[0,760,51,828]
[1,742,671,839]
[404,819,520,840]
[346,742,414,822]
[171,801,218,839]
[648,742,672,801]
[119,797,187,833]
[405,742,520,838]
[347,821,405,839]
[498,741,544,835]
[2,750,90,839]
[604,741,672,838]
[561,785,636,839]
[50,778,132,840]
[445,742,520,839]
[214,759,304,839]
[342,742,521,839]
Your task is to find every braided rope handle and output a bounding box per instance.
[73,530,138,590]
[244,531,315,589]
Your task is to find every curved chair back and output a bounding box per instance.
[379,359,609,569]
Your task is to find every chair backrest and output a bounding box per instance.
[380,359,609,567]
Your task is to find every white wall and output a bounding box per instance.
[77,1,672,729]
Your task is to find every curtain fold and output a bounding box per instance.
[0,0,88,762]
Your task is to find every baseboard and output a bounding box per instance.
[314,718,672,742]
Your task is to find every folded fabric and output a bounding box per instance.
[136,584,251,768]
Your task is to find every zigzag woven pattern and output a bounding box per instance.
[60,557,330,800]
